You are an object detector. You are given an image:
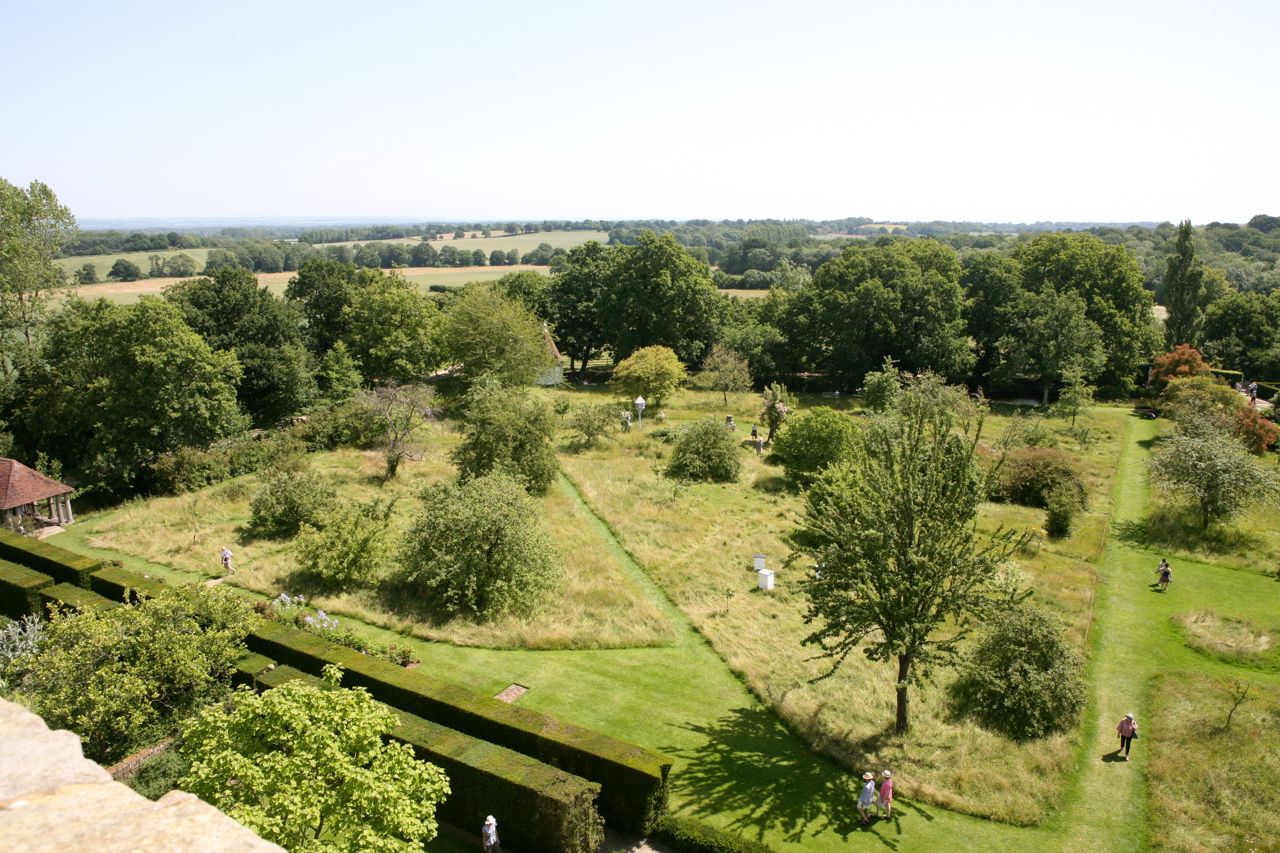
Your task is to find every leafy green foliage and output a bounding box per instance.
[569,402,618,448]
[452,380,558,494]
[1163,221,1209,349]
[1052,365,1095,428]
[250,469,338,538]
[860,356,902,412]
[108,258,142,281]
[398,472,558,618]
[1150,421,1280,528]
[1159,374,1241,421]
[296,499,396,590]
[665,420,741,483]
[651,815,778,853]
[340,273,442,383]
[180,667,449,852]
[17,587,254,762]
[793,393,1023,733]
[998,447,1087,509]
[695,344,753,405]
[770,407,858,485]
[0,614,43,691]
[548,241,611,372]
[610,345,687,406]
[316,341,363,403]
[1044,485,1082,539]
[952,604,1085,740]
[995,287,1104,403]
[441,285,551,386]
[759,382,792,441]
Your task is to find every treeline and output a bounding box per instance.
[315,241,564,269]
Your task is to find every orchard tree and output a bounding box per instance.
[547,241,612,373]
[665,419,741,483]
[398,472,559,618]
[697,343,752,405]
[1150,422,1280,528]
[0,178,76,356]
[441,285,551,386]
[771,406,858,485]
[341,273,442,384]
[181,666,449,853]
[568,402,617,448]
[1053,365,1095,428]
[792,391,1023,733]
[296,499,396,591]
[1163,220,1208,349]
[452,379,558,494]
[610,345,686,406]
[363,384,434,479]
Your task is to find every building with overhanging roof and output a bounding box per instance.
[0,458,75,530]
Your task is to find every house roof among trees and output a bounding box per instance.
[0,459,73,510]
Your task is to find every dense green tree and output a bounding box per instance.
[166,266,314,426]
[399,472,559,618]
[961,252,1023,383]
[1150,418,1280,527]
[353,243,382,269]
[164,253,199,277]
[341,273,441,384]
[1053,364,1095,428]
[665,419,741,483]
[792,393,1022,733]
[441,285,550,386]
[1014,233,1158,393]
[181,666,449,852]
[452,379,558,494]
[610,345,686,406]
[1201,290,1280,377]
[547,241,612,372]
[108,258,142,281]
[249,469,338,539]
[316,341,363,403]
[13,297,246,488]
[771,406,858,485]
[409,241,439,267]
[996,288,1105,404]
[602,231,719,364]
[17,587,254,762]
[1163,220,1208,349]
[286,258,363,353]
[297,498,396,590]
[73,262,98,284]
[0,178,76,359]
[493,269,550,317]
[714,296,785,380]
[568,402,617,448]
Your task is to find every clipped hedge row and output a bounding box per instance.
[231,651,276,687]
[0,530,102,588]
[257,664,604,853]
[89,563,170,603]
[246,620,671,831]
[37,582,119,612]
[651,815,778,853]
[0,559,54,618]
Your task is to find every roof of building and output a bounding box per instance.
[0,459,73,511]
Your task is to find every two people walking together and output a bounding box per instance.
[857,770,893,825]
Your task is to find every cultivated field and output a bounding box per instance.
[318,229,607,254]
[68,265,547,304]
[55,247,214,282]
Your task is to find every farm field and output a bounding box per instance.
[51,393,1280,851]
[55,247,213,282]
[319,229,607,254]
[68,264,546,304]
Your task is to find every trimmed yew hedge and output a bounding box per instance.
[0,530,102,588]
[89,563,170,603]
[258,664,605,853]
[246,620,671,831]
[0,559,54,618]
[37,582,119,612]
[231,651,276,687]
[652,815,779,853]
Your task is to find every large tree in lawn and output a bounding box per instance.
[602,231,719,366]
[793,388,1023,734]
[996,287,1105,404]
[548,240,613,373]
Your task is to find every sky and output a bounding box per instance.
[3,0,1277,224]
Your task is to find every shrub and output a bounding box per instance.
[1045,485,1082,539]
[860,356,902,413]
[1149,344,1212,390]
[999,447,1087,509]
[295,400,385,451]
[652,815,777,853]
[665,420,741,483]
[952,603,1086,740]
[611,346,686,406]
[1159,374,1240,422]
[452,380,559,494]
[17,586,255,762]
[296,498,396,590]
[770,407,858,485]
[759,382,792,441]
[249,469,337,538]
[398,473,558,618]
[569,403,617,448]
[1233,405,1279,455]
[0,614,44,691]
[151,445,231,493]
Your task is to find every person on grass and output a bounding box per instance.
[858,771,876,824]
[1156,559,1171,591]
[876,770,893,818]
[1116,713,1138,760]
[220,546,234,576]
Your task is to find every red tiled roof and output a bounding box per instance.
[0,459,72,511]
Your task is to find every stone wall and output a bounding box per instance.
[0,698,283,853]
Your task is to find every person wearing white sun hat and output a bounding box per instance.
[857,771,876,824]
[481,815,500,852]
[876,770,894,818]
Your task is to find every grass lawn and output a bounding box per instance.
[74,434,671,651]
[555,387,1127,824]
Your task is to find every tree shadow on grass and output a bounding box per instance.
[1115,505,1265,558]
[664,706,906,848]
[371,578,467,629]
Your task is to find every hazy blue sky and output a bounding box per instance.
[3,0,1276,223]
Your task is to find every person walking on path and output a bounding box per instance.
[858,771,876,824]
[876,770,894,819]
[1155,559,1171,591]
[1116,713,1138,760]
[220,546,234,576]
[482,815,500,852]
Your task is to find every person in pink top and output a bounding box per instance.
[1116,713,1138,760]
[876,770,893,818]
